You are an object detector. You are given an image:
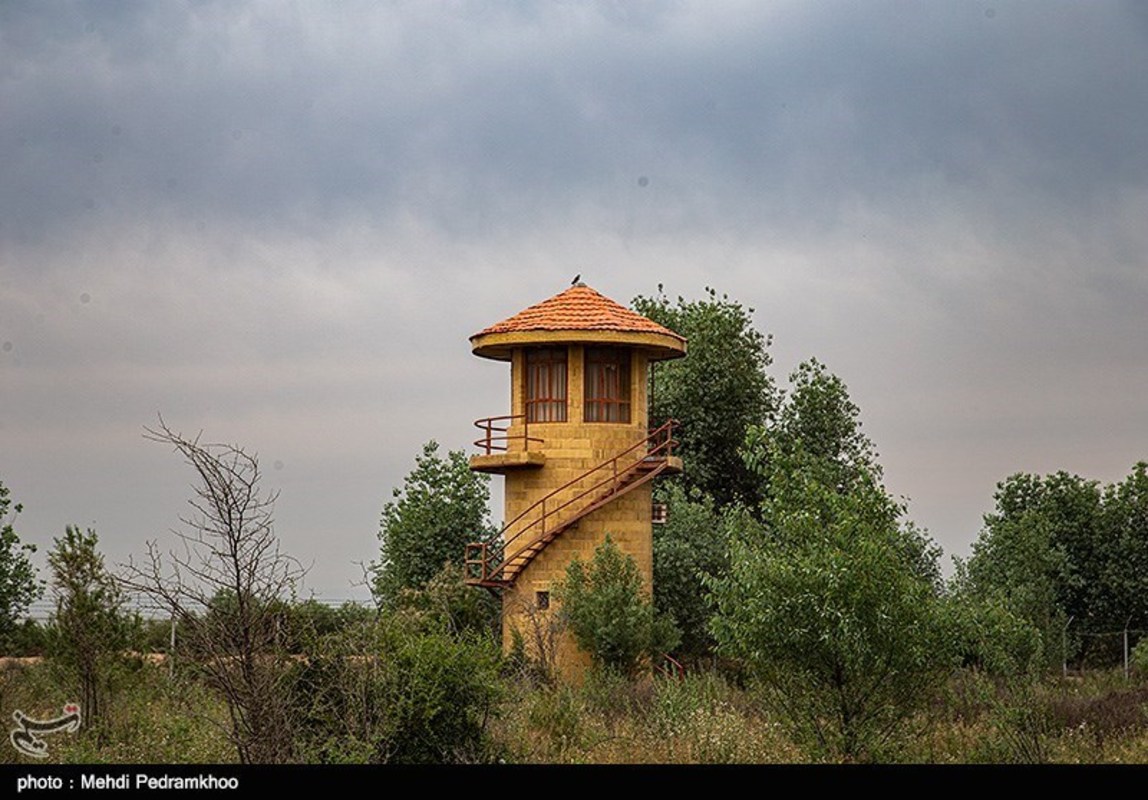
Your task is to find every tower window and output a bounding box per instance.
[525,348,567,423]
[536,591,550,610]
[584,347,631,423]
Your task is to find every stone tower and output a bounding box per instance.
[464,283,686,680]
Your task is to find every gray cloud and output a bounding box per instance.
[5,2,1145,248]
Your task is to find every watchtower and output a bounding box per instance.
[464,283,685,679]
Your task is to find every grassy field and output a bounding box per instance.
[3,658,1147,764]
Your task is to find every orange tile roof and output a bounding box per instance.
[474,284,685,342]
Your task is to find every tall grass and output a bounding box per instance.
[0,659,232,764]
[2,659,1147,763]
[496,670,802,763]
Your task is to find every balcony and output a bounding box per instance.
[469,414,545,474]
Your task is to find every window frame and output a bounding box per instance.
[583,346,632,423]
[523,347,568,423]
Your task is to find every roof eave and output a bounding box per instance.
[470,329,686,362]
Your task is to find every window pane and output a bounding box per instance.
[584,347,630,423]
[525,348,567,423]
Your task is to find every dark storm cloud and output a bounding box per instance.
[4,1,1146,253]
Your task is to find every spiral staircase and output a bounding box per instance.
[464,419,680,589]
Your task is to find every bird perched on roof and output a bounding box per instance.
[571,274,581,285]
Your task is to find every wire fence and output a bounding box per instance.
[10,596,377,665]
[22,595,371,622]
[1065,625,1147,679]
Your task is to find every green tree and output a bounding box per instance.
[0,480,42,648]
[558,536,679,677]
[963,471,1105,668]
[652,484,749,659]
[371,441,493,605]
[392,561,499,639]
[743,358,882,501]
[295,603,503,764]
[285,599,376,655]
[47,526,137,728]
[1098,463,1148,630]
[633,286,778,508]
[945,565,1044,678]
[964,463,1148,668]
[738,359,957,589]
[964,481,1065,632]
[708,457,952,761]
[1132,637,1148,680]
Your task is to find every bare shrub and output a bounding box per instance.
[122,418,303,764]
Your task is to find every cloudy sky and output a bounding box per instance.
[2,1,1147,604]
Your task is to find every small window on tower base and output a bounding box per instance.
[652,503,668,524]
[536,590,550,610]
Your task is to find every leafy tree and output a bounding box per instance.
[1132,637,1148,680]
[633,286,778,508]
[392,561,499,638]
[964,482,1066,634]
[897,520,946,594]
[743,358,882,500]
[1033,472,1106,628]
[0,480,42,648]
[1098,463,1148,630]
[739,359,958,591]
[285,599,376,654]
[558,536,679,677]
[652,484,748,659]
[653,354,945,665]
[945,573,1043,678]
[963,471,1106,669]
[964,463,1148,668]
[708,457,952,761]
[47,526,137,728]
[295,603,503,764]
[372,441,492,605]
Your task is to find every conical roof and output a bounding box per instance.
[470,284,686,361]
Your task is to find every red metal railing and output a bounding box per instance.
[473,413,545,455]
[466,419,679,585]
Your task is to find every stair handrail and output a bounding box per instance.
[471,419,678,582]
[473,413,545,455]
[494,418,678,555]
